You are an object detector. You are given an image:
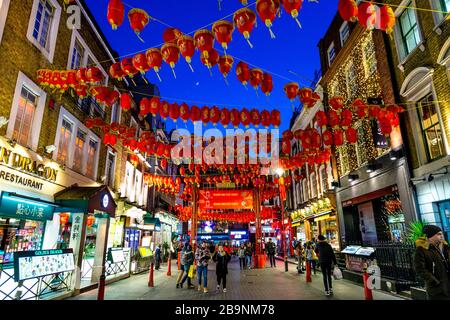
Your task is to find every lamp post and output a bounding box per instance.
[276,168,289,272]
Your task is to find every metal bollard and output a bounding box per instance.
[363,267,374,300]
[97,274,106,300]
[148,262,154,287]
[284,256,288,272]
[167,256,172,276]
[305,261,312,282]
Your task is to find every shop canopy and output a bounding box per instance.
[54,185,117,218]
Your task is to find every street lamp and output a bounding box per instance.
[275,167,284,177]
[275,167,289,272]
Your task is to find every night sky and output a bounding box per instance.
[86,0,338,134]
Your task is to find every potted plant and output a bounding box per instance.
[406,220,428,243]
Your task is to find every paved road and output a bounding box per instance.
[69,256,405,300]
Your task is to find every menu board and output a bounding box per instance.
[341,246,362,255]
[14,249,75,281]
[138,247,153,258]
[108,247,125,263]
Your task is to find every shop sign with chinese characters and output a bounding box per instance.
[0,192,54,221]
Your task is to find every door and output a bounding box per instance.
[438,201,450,241]
[357,202,378,244]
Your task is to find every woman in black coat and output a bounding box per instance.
[213,245,231,293]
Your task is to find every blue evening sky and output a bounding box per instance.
[86,0,338,133]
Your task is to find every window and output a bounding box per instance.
[70,39,84,70]
[346,62,358,99]
[105,151,116,188]
[340,22,350,47]
[86,139,98,179]
[12,87,37,147]
[363,38,377,78]
[320,166,327,193]
[439,0,450,11]
[57,118,73,165]
[417,94,445,161]
[327,42,336,66]
[302,179,308,202]
[111,101,121,124]
[431,0,450,24]
[310,172,317,199]
[0,0,11,44]
[73,128,86,172]
[397,6,421,60]
[27,0,61,63]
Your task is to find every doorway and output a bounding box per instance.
[438,201,450,241]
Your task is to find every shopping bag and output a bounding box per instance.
[333,266,343,280]
[312,250,318,261]
[188,265,195,278]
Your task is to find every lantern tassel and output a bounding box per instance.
[208,67,213,77]
[246,38,254,49]
[218,0,222,11]
[268,27,276,39]
[141,74,148,84]
[130,77,137,86]
[223,76,229,86]
[295,18,302,29]
[154,71,162,82]
[243,83,248,90]
[171,67,177,79]
[188,62,195,73]
[254,88,259,97]
[135,32,145,43]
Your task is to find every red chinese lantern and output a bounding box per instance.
[322,130,333,148]
[233,8,257,48]
[358,2,378,30]
[284,82,299,101]
[261,73,273,96]
[109,62,125,81]
[146,48,163,82]
[261,110,271,128]
[200,48,219,71]
[85,119,95,129]
[329,96,344,111]
[379,117,392,136]
[281,139,291,155]
[271,109,280,128]
[249,68,264,90]
[86,67,103,84]
[121,58,138,84]
[212,20,234,53]
[128,8,150,42]
[194,29,215,59]
[130,153,139,166]
[49,71,61,88]
[161,43,180,79]
[281,0,303,28]
[230,108,241,128]
[139,98,151,117]
[59,213,69,225]
[250,109,261,127]
[161,158,168,171]
[293,129,303,141]
[75,84,88,99]
[177,35,196,72]
[240,108,251,128]
[163,27,182,44]
[338,0,358,22]
[180,103,190,123]
[311,130,322,149]
[315,110,328,127]
[210,106,220,126]
[218,56,234,83]
[256,0,279,39]
[169,103,180,122]
[333,129,344,146]
[236,61,250,87]
[345,127,358,144]
[369,105,381,119]
[190,105,201,122]
[150,97,160,116]
[379,5,396,34]
[66,70,77,88]
[107,0,125,30]
[87,215,95,227]
[220,108,230,127]
[159,101,170,120]
[132,53,150,80]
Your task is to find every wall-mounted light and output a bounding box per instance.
[45,145,57,154]
[331,181,340,188]
[348,174,359,182]
[366,162,382,173]
[7,139,16,148]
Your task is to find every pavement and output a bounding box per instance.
[68,256,406,300]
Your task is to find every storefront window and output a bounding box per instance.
[380,192,406,242]
[0,218,45,264]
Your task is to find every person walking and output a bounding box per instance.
[213,245,231,293]
[245,242,253,269]
[238,243,246,270]
[316,235,337,296]
[294,240,304,274]
[176,242,187,288]
[195,241,211,293]
[305,243,317,274]
[414,225,450,300]
[154,243,162,270]
[179,244,195,289]
[266,238,277,267]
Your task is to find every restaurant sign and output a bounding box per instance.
[199,190,253,210]
[0,192,55,221]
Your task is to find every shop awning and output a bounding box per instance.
[314,214,331,222]
[54,185,117,217]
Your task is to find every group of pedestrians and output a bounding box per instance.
[175,241,231,293]
[238,242,254,270]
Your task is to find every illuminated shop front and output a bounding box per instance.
[154,211,179,249]
[290,197,340,251]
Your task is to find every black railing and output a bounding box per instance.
[342,240,424,291]
[71,95,107,120]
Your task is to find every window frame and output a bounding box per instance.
[0,0,11,44]
[430,0,450,26]
[105,148,117,189]
[339,22,350,47]
[7,72,47,151]
[26,0,61,63]
[56,116,74,166]
[393,1,423,63]
[327,42,336,67]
